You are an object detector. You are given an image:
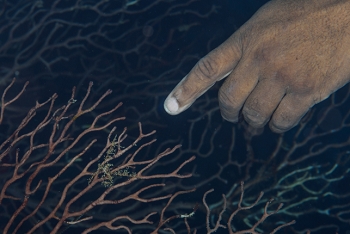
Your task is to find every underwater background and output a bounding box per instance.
[0,0,349,233]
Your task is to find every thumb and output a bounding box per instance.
[164,35,242,115]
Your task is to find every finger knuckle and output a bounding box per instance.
[195,56,220,80]
[218,88,235,109]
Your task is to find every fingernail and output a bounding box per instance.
[164,97,179,115]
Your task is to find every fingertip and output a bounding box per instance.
[222,114,239,123]
[270,94,312,133]
[269,122,289,133]
[164,96,180,115]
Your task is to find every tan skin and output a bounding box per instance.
[164,0,350,133]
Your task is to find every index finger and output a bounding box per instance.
[164,35,242,115]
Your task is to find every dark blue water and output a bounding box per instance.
[0,0,349,233]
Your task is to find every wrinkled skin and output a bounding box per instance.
[164,0,350,133]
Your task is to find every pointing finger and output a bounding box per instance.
[164,35,242,115]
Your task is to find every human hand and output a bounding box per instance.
[164,0,350,133]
